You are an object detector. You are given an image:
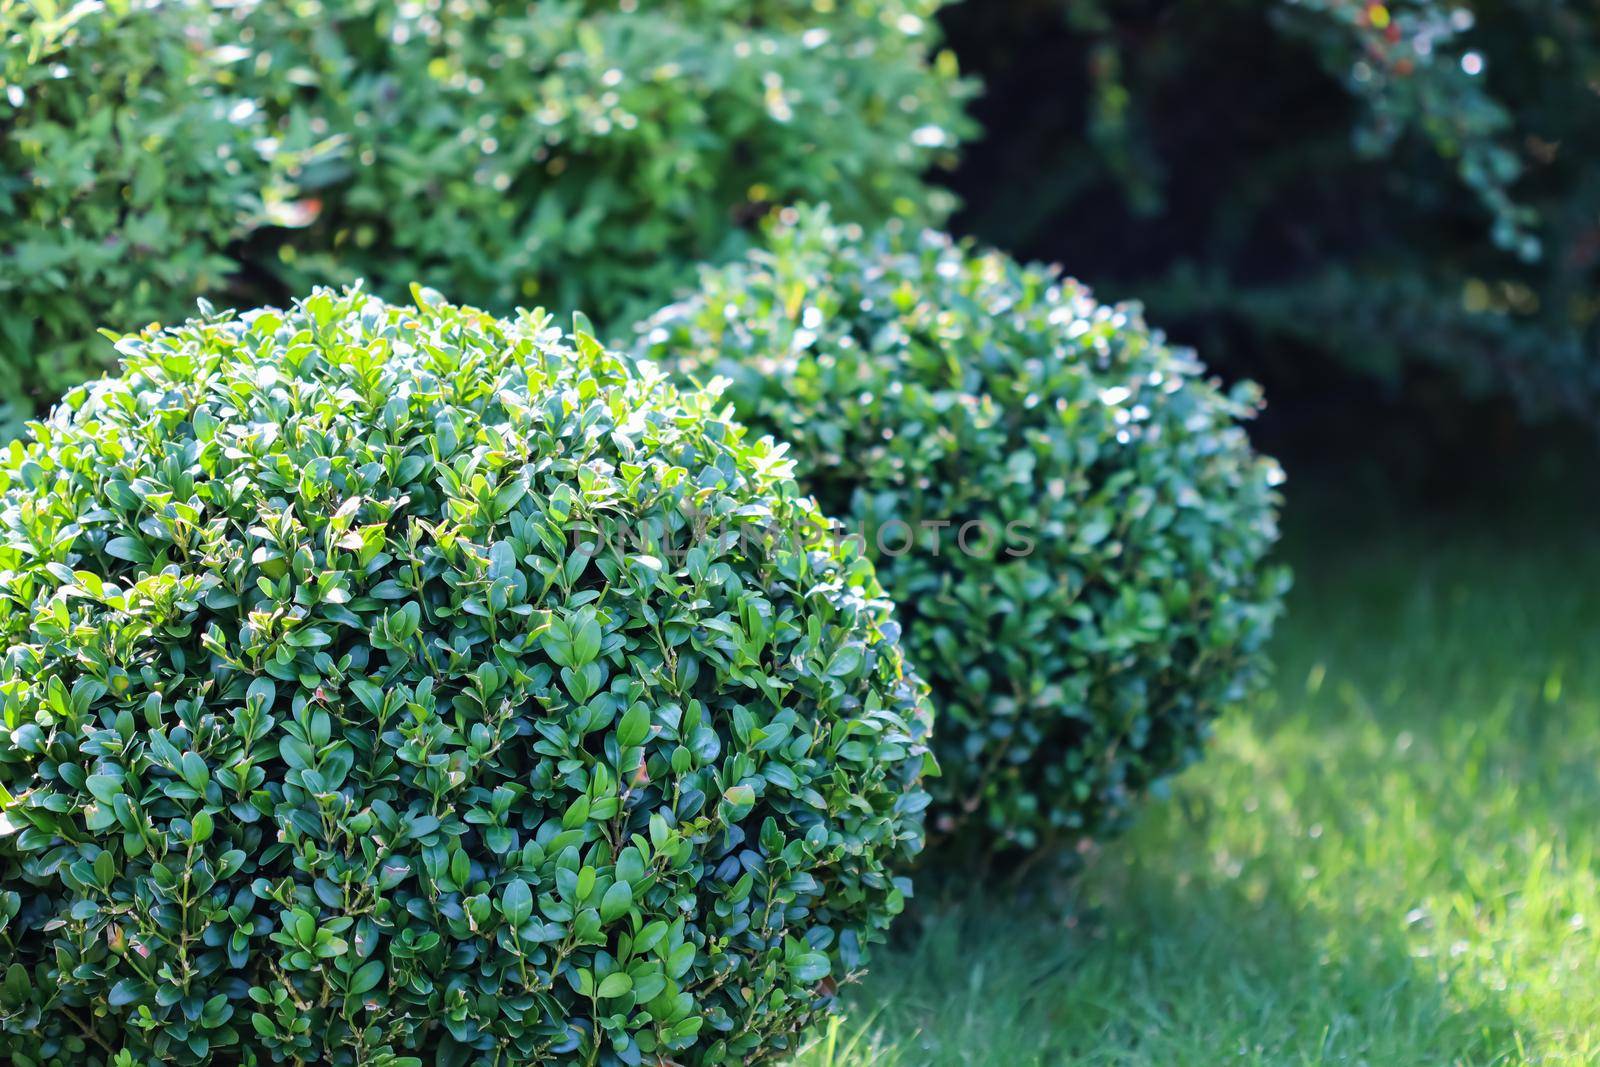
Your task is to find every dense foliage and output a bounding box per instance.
[0,0,272,424]
[638,208,1287,850]
[943,0,1600,426]
[0,0,971,425]
[241,0,973,328]
[0,289,935,1065]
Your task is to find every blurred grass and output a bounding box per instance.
[796,498,1600,1066]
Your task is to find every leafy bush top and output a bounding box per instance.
[0,289,933,1065]
[639,208,1288,850]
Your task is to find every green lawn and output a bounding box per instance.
[797,502,1600,1066]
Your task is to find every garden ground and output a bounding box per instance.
[798,489,1600,1066]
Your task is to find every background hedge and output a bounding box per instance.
[0,0,971,428]
[0,0,273,423]
[240,0,972,328]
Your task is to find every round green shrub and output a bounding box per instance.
[637,207,1288,852]
[0,288,934,1065]
[0,0,273,421]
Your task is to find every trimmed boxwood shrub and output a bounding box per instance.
[637,208,1288,852]
[0,0,971,424]
[0,289,934,1064]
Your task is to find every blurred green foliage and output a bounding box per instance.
[943,0,1600,425]
[0,0,274,422]
[238,0,972,327]
[0,0,972,426]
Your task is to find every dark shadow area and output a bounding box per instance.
[935,0,1600,490]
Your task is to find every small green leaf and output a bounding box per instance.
[789,952,830,984]
[104,536,152,564]
[179,752,210,792]
[600,879,632,924]
[595,972,632,999]
[348,960,384,996]
[617,702,650,749]
[562,795,590,830]
[86,774,124,805]
[501,878,533,927]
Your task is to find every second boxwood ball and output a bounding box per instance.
[637,208,1289,852]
